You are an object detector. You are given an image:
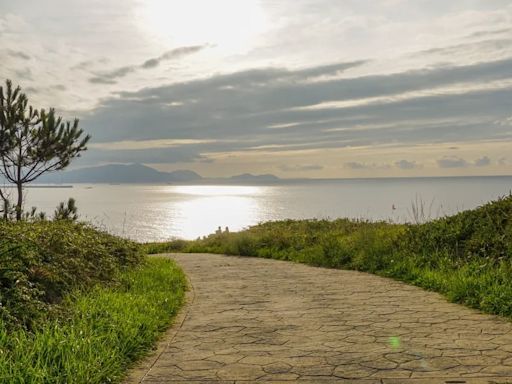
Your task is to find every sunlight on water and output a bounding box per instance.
[154,185,269,239]
[165,191,263,239]
[171,185,265,197]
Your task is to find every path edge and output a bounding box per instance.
[123,254,195,384]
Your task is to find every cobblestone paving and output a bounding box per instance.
[127,253,512,383]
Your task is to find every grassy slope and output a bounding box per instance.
[0,220,186,383]
[147,195,512,318]
[0,220,143,329]
[0,257,186,384]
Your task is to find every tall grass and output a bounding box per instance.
[149,195,512,318]
[0,257,186,383]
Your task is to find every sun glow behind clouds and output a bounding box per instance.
[135,0,268,53]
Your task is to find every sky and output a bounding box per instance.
[1,0,512,178]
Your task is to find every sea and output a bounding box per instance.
[20,176,512,242]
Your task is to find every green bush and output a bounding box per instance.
[401,195,512,264]
[141,239,188,254]
[0,220,142,329]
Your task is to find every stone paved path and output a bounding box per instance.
[126,253,512,383]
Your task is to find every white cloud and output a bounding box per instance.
[90,139,217,151]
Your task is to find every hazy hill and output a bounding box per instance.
[34,164,281,184]
[37,163,202,184]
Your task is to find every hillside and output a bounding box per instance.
[33,164,282,184]
[37,163,202,184]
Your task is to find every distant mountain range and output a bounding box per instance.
[37,163,281,184]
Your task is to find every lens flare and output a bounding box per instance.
[389,336,401,349]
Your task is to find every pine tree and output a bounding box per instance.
[0,79,90,220]
[54,198,78,221]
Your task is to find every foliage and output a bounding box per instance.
[53,197,78,221]
[0,257,186,384]
[1,198,80,222]
[0,220,143,329]
[155,195,512,317]
[401,195,512,265]
[141,239,189,254]
[0,79,90,220]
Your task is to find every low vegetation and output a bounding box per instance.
[149,195,512,317]
[0,220,186,383]
[0,220,142,329]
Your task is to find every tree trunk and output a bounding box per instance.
[1,199,8,221]
[0,189,8,220]
[16,182,22,221]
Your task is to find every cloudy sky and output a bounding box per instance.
[1,0,512,178]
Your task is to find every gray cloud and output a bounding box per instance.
[74,146,210,166]
[344,162,391,170]
[465,28,512,40]
[24,86,39,94]
[52,84,67,91]
[89,66,136,84]
[7,49,30,60]
[474,156,491,167]
[437,156,469,168]
[278,164,324,172]
[141,46,207,69]
[89,77,117,85]
[395,160,420,170]
[89,45,207,84]
[14,67,33,80]
[344,162,368,170]
[437,155,494,168]
[140,59,160,70]
[414,38,512,58]
[287,60,368,80]
[71,57,110,71]
[78,56,512,166]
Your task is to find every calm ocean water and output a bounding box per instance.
[22,177,512,242]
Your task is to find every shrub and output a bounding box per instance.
[401,195,512,265]
[0,220,142,329]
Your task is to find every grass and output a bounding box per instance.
[0,257,186,384]
[0,220,143,329]
[0,220,186,382]
[147,195,512,318]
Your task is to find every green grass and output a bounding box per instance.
[149,195,512,318]
[0,257,186,384]
[0,220,143,329]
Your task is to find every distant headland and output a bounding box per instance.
[36,163,282,185]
